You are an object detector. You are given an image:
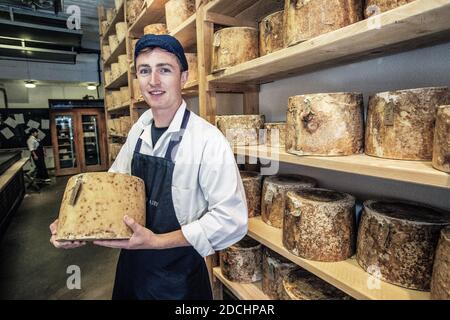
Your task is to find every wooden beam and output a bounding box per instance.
[243,90,259,115]
[205,12,257,28]
[196,3,214,120]
[213,83,259,93]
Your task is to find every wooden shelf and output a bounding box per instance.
[205,0,260,17]
[101,2,125,42]
[108,101,131,113]
[234,145,450,189]
[105,70,128,90]
[207,0,450,84]
[104,38,127,66]
[212,267,270,300]
[109,133,127,138]
[247,216,430,300]
[128,0,168,37]
[170,13,196,49]
[182,80,198,96]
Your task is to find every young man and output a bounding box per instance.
[27,128,50,182]
[50,34,248,300]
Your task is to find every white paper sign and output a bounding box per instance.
[1,127,14,139]
[5,117,17,128]
[41,119,50,130]
[25,127,31,134]
[27,119,40,129]
[37,129,46,140]
[14,114,25,124]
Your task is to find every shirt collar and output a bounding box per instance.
[139,100,187,133]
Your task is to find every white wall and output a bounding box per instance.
[213,42,450,212]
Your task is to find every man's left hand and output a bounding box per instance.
[93,215,160,250]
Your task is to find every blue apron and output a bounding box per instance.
[112,109,212,300]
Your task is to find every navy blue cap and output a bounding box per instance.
[134,34,188,72]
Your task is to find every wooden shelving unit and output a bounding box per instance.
[197,0,449,300]
[128,0,168,37]
[234,145,450,189]
[207,0,450,84]
[102,2,125,41]
[99,3,131,167]
[248,217,430,300]
[105,70,128,90]
[213,267,270,300]
[108,101,131,113]
[96,0,448,300]
[170,13,197,49]
[103,39,127,66]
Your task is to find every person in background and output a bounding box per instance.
[27,128,50,183]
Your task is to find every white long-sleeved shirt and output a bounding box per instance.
[27,135,39,152]
[109,101,248,257]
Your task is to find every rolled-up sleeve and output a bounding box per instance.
[181,133,248,257]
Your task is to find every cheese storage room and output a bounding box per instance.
[0,0,449,306]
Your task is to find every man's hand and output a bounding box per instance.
[33,154,38,161]
[94,215,161,250]
[49,219,87,249]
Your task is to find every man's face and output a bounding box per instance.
[136,47,188,111]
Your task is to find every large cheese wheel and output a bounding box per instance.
[165,0,195,32]
[106,8,115,23]
[111,62,121,80]
[118,54,128,74]
[133,78,142,101]
[432,106,450,173]
[109,35,119,53]
[143,23,168,35]
[112,90,122,107]
[115,22,127,42]
[286,93,364,156]
[185,53,198,83]
[115,0,123,10]
[56,173,146,240]
[220,236,262,283]
[102,45,111,61]
[282,268,351,300]
[264,122,286,147]
[120,86,130,104]
[364,0,415,18]
[126,0,144,25]
[215,115,265,146]
[259,10,285,56]
[240,171,262,218]
[365,87,450,160]
[356,200,450,290]
[101,21,109,36]
[262,174,317,228]
[262,247,298,299]
[212,27,259,72]
[283,188,356,262]
[284,0,363,47]
[431,227,450,300]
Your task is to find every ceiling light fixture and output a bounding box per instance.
[25,81,36,88]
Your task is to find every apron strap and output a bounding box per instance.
[164,109,190,162]
[133,109,191,161]
[134,132,144,153]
